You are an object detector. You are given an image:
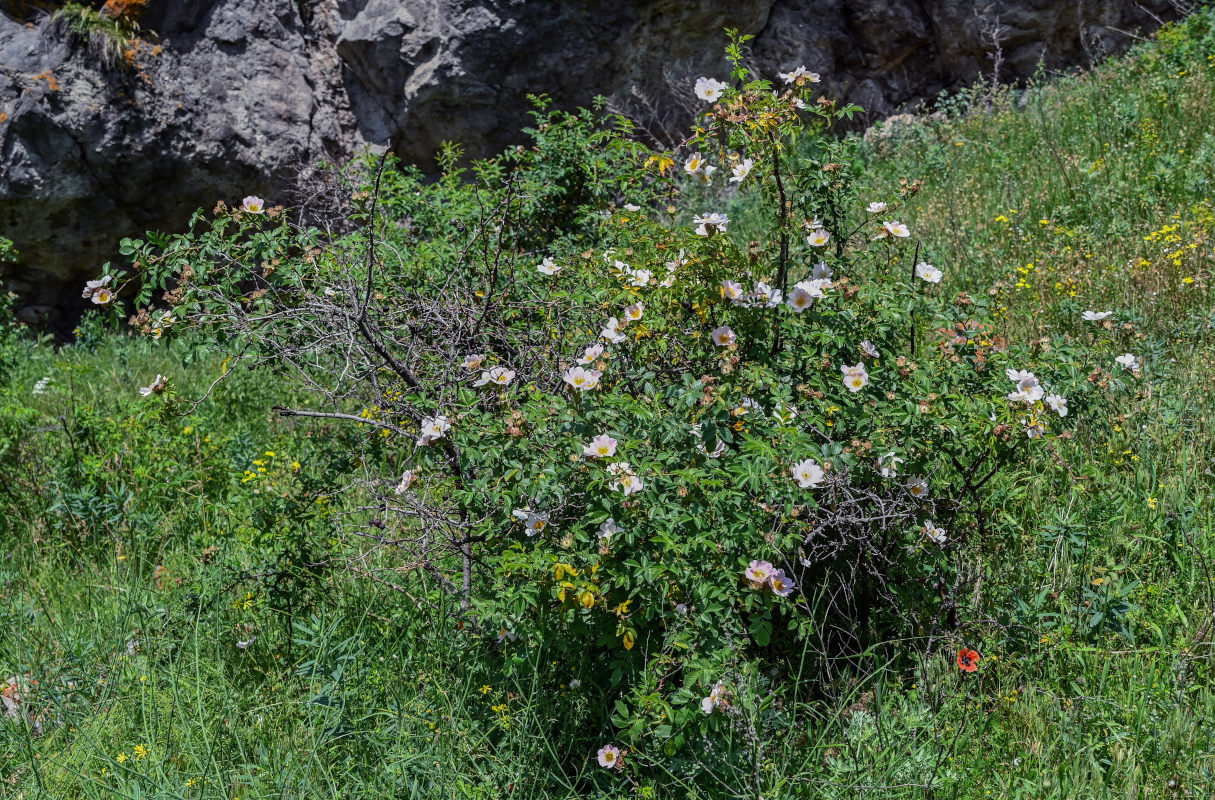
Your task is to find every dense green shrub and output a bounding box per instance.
[84,35,1135,782]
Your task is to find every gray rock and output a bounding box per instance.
[0,0,1181,328]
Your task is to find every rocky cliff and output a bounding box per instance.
[0,0,1180,326]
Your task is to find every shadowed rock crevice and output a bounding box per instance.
[0,0,1182,327]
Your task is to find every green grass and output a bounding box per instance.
[4,9,1215,798]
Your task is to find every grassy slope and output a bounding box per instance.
[2,11,1215,799]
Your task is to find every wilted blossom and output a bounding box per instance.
[876,220,911,239]
[598,518,622,540]
[694,212,729,236]
[583,434,618,459]
[694,76,728,102]
[701,680,729,714]
[32,377,52,396]
[417,415,451,446]
[1022,418,1046,439]
[684,152,717,184]
[925,521,947,545]
[474,366,515,387]
[81,274,112,300]
[597,744,622,769]
[1115,353,1139,373]
[915,262,943,283]
[623,204,641,212]
[601,317,626,344]
[394,469,417,494]
[879,452,904,478]
[907,476,928,498]
[563,366,602,391]
[751,281,782,308]
[841,363,869,392]
[1045,394,1068,417]
[866,201,888,213]
[791,458,825,489]
[806,229,831,247]
[779,65,819,83]
[139,374,168,397]
[744,559,775,586]
[577,344,604,364]
[730,158,754,183]
[608,462,645,495]
[860,340,879,359]
[811,261,834,280]
[537,257,561,275]
[711,325,736,346]
[1082,310,1113,321]
[241,196,265,214]
[768,569,797,597]
[691,423,727,458]
[461,353,486,371]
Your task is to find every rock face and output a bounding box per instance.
[0,0,1181,326]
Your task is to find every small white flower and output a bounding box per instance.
[684,152,710,175]
[1044,394,1068,417]
[841,363,869,392]
[597,744,622,769]
[81,274,112,299]
[417,415,451,446]
[925,521,947,545]
[537,257,561,276]
[1006,368,1036,383]
[525,512,550,536]
[563,366,602,391]
[474,366,516,387]
[569,678,582,689]
[395,469,417,494]
[583,434,619,459]
[876,220,910,239]
[1022,418,1046,439]
[461,353,486,371]
[729,158,754,183]
[806,229,831,247]
[241,196,266,214]
[860,340,879,359]
[787,278,828,312]
[866,201,888,214]
[623,203,641,212]
[811,261,834,280]
[1007,376,1044,404]
[624,267,652,288]
[693,212,728,236]
[694,76,728,102]
[623,302,644,322]
[1115,353,1139,372]
[674,603,688,615]
[711,325,736,347]
[577,344,604,364]
[745,560,775,585]
[139,374,168,397]
[91,287,115,305]
[915,262,943,283]
[236,637,257,649]
[907,476,928,498]
[792,458,825,489]
[768,569,797,597]
[611,471,645,496]
[32,377,52,396]
[721,280,745,303]
[1082,310,1113,321]
[701,680,728,714]
[598,518,622,539]
[601,317,627,344]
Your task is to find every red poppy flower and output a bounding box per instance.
[957,648,980,673]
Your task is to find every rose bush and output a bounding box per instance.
[87,35,1128,769]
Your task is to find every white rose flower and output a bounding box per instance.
[866,201,888,213]
[711,325,736,347]
[241,195,266,214]
[694,76,728,102]
[925,521,947,545]
[806,229,831,247]
[1082,310,1113,321]
[1045,394,1068,417]
[537,257,561,275]
[915,262,943,283]
[693,212,729,236]
[729,158,754,183]
[474,366,516,387]
[139,374,168,397]
[841,363,869,392]
[563,366,602,391]
[791,458,825,489]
